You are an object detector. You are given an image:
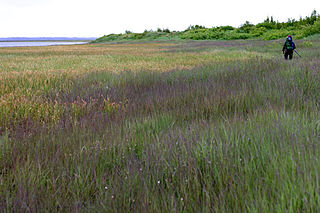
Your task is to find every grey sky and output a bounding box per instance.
[0,0,319,37]
[2,0,52,7]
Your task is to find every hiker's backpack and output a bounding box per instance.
[285,39,293,50]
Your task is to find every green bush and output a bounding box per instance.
[262,29,293,40]
[93,10,320,42]
[238,21,255,33]
[216,26,235,31]
[256,17,277,30]
[296,19,320,39]
[250,27,268,36]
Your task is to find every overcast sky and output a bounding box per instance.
[0,0,319,37]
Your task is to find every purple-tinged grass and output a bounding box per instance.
[1,38,320,212]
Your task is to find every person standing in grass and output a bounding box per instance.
[282,35,296,60]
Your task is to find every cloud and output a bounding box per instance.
[0,0,319,37]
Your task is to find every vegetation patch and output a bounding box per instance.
[93,11,320,43]
[1,35,320,212]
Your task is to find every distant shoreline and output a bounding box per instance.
[0,41,89,48]
[0,37,97,42]
[0,40,92,42]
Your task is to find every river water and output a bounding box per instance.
[0,41,88,47]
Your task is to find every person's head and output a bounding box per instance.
[288,35,292,41]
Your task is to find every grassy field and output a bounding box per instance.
[1,36,320,212]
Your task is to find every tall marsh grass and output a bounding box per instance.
[1,38,320,212]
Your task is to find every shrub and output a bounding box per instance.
[93,10,320,42]
[262,29,292,40]
[185,25,206,31]
[256,17,277,30]
[216,26,235,31]
[239,21,255,33]
[250,27,268,36]
[296,19,320,38]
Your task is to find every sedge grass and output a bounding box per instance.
[1,38,320,212]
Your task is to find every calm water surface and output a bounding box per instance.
[0,41,88,47]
